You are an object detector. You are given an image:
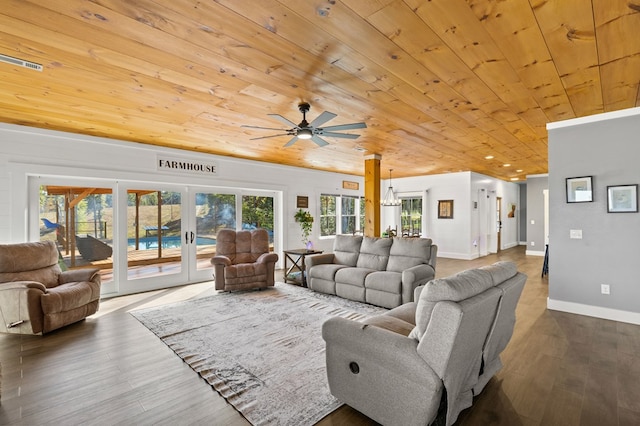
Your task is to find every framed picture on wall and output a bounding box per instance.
[438,200,454,219]
[607,184,638,213]
[566,176,593,203]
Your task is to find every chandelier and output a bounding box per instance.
[381,168,401,206]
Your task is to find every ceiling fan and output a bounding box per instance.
[242,102,367,147]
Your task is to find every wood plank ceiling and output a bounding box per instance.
[0,0,639,181]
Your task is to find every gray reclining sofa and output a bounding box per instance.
[306,235,438,308]
[322,261,527,426]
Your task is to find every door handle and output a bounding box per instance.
[185,231,189,244]
[190,231,195,244]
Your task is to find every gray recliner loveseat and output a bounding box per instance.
[306,235,438,308]
[322,261,526,426]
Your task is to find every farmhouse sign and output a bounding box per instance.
[157,155,218,176]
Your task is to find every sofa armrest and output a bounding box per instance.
[59,268,100,285]
[1,281,47,293]
[210,255,231,267]
[322,316,439,381]
[305,253,336,269]
[401,264,436,303]
[256,252,279,264]
[428,245,438,269]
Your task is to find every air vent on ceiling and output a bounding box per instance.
[0,53,43,72]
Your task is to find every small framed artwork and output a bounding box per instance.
[296,196,309,208]
[342,180,359,190]
[607,184,638,213]
[566,176,593,203]
[438,200,454,219]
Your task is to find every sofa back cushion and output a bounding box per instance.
[410,268,494,340]
[332,235,363,266]
[356,237,393,271]
[479,261,517,285]
[386,237,433,272]
[0,241,61,288]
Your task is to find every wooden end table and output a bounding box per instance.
[283,249,323,287]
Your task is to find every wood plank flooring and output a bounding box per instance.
[1,246,639,425]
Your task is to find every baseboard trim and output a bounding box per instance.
[526,250,545,256]
[437,251,475,260]
[547,298,640,325]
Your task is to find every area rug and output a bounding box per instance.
[130,283,387,425]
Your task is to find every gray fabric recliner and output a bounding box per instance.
[322,261,527,426]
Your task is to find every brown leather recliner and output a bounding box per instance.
[0,241,101,335]
[210,229,278,291]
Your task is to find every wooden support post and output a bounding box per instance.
[364,154,381,237]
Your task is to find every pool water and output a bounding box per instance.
[128,236,215,249]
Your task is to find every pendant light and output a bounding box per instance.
[381,168,401,206]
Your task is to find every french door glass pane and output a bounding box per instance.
[39,185,114,284]
[242,195,274,245]
[401,197,422,236]
[126,189,182,280]
[195,193,236,271]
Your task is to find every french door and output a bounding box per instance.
[34,177,278,296]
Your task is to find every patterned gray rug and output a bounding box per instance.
[130,283,386,426]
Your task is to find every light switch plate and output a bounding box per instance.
[570,229,583,239]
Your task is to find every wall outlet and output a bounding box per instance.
[531,241,535,246]
[601,284,610,295]
[570,229,583,239]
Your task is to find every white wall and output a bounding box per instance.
[547,107,640,325]
[381,171,520,260]
[0,123,363,257]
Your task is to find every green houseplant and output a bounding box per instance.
[294,208,314,247]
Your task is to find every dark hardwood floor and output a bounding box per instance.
[1,246,639,425]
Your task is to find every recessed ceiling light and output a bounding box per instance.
[485,155,494,160]
[510,177,519,181]
[354,146,366,152]
[503,163,511,167]
[516,169,523,173]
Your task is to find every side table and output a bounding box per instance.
[283,249,323,287]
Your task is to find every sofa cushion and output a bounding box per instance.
[335,267,375,286]
[386,237,433,273]
[409,268,493,340]
[333,235,363,266]
[364,271,402,294]
[480,261,517,285]
[40,280,101,314]
[356,237,392,271]
[309,263,348,281]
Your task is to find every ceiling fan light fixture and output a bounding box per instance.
[381,168,401,206]
[298,128,313,139]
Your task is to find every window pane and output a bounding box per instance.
[320,195,337,236]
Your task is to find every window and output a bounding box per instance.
[321,194,365,237]
[320,195,337,236]
[341,196,357,234]
[401,197,422,236]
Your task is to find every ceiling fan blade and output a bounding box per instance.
[283,136,299,147]
[311,135,330,147]
[242,124,288,131]
[309,111,337,128]
[319,131,361,139]
[268,114,298,128]
[249,133,293,140]
[321,122,367,132]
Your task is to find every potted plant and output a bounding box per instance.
[294,208,314,248]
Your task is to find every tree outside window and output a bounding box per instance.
[320,194,337,236]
